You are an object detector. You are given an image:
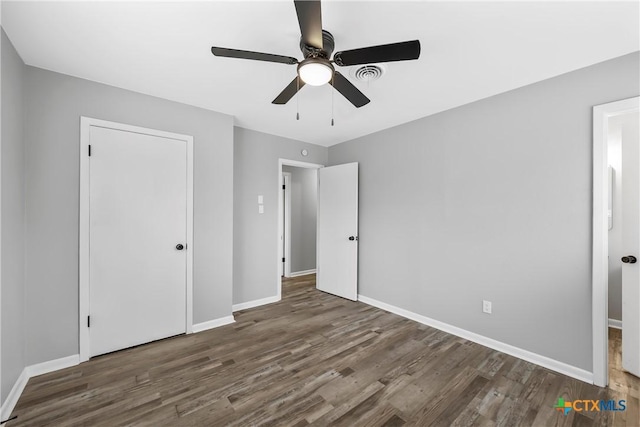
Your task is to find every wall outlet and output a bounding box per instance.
[482,300,492,314]
[258,205,264,214]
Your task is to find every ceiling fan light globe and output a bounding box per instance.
[298,61,333,86]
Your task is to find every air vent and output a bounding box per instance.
[352,65,385,82]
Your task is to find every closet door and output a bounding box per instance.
[88,125,187,357]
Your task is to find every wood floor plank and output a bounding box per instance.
[6,274,639,426]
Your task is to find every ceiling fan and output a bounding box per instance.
[211,0,421,108]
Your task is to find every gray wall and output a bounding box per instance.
[23,66,234,365]
[1,29,25,404]
[283,166,317,273]
[328,52,640,372]
[234,127,326,305]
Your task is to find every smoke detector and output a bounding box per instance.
[351,64,385,82]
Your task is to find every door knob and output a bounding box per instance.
[348,236,358,241]
[176,244,185,250]
[621,255,637,264]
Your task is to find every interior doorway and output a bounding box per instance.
[277,159,323,300]
[592,96,640,386]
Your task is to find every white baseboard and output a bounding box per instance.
[357,294,594,384]
[1,354,80,421]
[27,354,80,378]
[608,318,622,330]
[1,368,28,421]
[232,295,280,312]
[192,315,235,333]
[288,269,316,278]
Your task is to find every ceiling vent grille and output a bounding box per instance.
[353,65,385,82]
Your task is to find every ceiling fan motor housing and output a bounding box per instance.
[300,29,335,59]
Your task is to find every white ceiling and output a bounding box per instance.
[2,1,638,147]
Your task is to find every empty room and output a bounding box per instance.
[1,1,639,426]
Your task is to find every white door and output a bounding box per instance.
[317,163,358,300]
[621,111,640,377]
[89,126,187,357]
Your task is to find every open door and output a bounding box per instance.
[621,110,640,378]
[317,163,358,300]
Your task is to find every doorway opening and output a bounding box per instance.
[277,159,323,300]
[592,97,640,386]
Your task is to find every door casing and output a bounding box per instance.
[79,117,194,362]
[592,96,640,386]
[282,172,292,278]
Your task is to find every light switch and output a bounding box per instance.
[258,205,264,214]
[258,195,264,204]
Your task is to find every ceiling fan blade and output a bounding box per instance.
[272,76,306,105]
[211,47,298,65]
[333,40,421,66]
[294,0,323,50]
[330,72,370,108]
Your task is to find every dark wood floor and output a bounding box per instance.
[7,274,639,426]
[608,327,639,424]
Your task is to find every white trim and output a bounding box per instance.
[192,316,235,333]
[27,354,80,378]
[185,130,194,334]
[289,269,317,278]
[79,118,91,364]
[280,159,325,169]
[0,369,27,421]
[592,97,640,387]
[79,117,194,362]
[0,7,3,418]
[0,10,3,418]
[609,318,623,330]
[283,172,292,278]
[277,159,323,301]
[358,295,594,384]
[0,355,80,420]
[232,295,280,312]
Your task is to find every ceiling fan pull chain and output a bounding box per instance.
[331,74,335,126]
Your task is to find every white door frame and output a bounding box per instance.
[282,172,292,278]
[79,117,194,362]
[592,96,640,386]
[277,159,323,299]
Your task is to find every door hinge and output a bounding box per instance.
[282,185,286,190]
[282,257,285,262]
[87,316,91,328]
[88,145,92,156]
